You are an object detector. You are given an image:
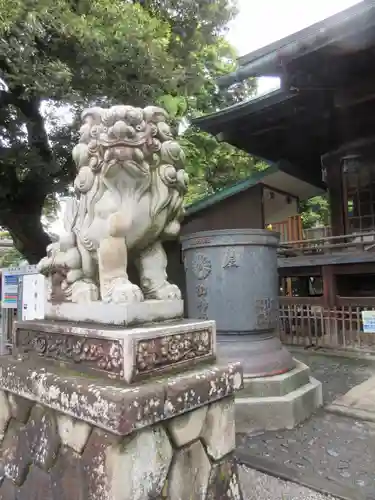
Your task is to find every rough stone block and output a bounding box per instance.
[7,394,33,424]
[51,447,86,500]
[2,422,30,486]
[57,414,91,454]
[166,440,211,499]
[0,391,11,441]
[201,397,236,461]
[82,429,120,500]
[166,406,207,447]
[17,466,53,500]
[0,389,245,500]
[0,479,17,500]
[206,458,243,500]
[26,405,60,470]
[235,377,323,433]
[106,426,173,500]
[82,426,173,500]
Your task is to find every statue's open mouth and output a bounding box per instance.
[98,137,148,148]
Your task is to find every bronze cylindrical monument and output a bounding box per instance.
[181,229,295,377]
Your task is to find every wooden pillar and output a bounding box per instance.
[286,278,293,297]
[322,265,337,308]
[326,162,345,237]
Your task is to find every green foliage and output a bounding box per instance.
[0,0,331,261]
[0,0,174,102]
[0,0,240,262]
[0,247,23,268]
[0,230,23,267]
[299,195,330,229]
[154,33,260,205]
[181,127,268,204]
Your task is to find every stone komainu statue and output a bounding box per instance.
[38,105,188,304]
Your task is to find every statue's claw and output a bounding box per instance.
[144,282,181,301]
[103,278,144,304]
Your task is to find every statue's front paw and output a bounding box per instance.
[146,283,182,301]
[71,280,99,303]
[104,279,144,304]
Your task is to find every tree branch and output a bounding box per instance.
[14,96,55,167]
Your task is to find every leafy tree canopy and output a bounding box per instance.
[0,0,247,263]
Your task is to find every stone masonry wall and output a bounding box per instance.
[0,391,242,500]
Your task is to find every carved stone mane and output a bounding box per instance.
[38,104,188,304]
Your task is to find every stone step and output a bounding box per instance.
[235,376,323,434]
[241,360,311,398]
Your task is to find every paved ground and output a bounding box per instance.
[239,465,337,500]
[236,350,375,500]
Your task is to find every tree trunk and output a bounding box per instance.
[1,209,51,264]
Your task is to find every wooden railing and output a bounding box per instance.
[278,230,375,256]
[272,220,288,242]
[271,215,375,254]
[303,226,332,240]
[279,297,375,352]
[271,215,334,243]
[271,215,303,242]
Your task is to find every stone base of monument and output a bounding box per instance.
[234,360,323,433]
[217,337,323,433]
[0,314,245,500]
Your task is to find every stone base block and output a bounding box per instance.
[45,299,184,325]
[235,361,323,433]
[14,318,216,383]
[240,360,310,398]
[0,356,244,500]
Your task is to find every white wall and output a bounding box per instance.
[263,188,298,225]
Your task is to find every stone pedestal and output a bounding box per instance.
[12,101,245,498]
[0,312,244,500]
[218,342,323,434]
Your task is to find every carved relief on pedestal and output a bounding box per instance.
[15,329,124,377]
[135,327,214,376]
